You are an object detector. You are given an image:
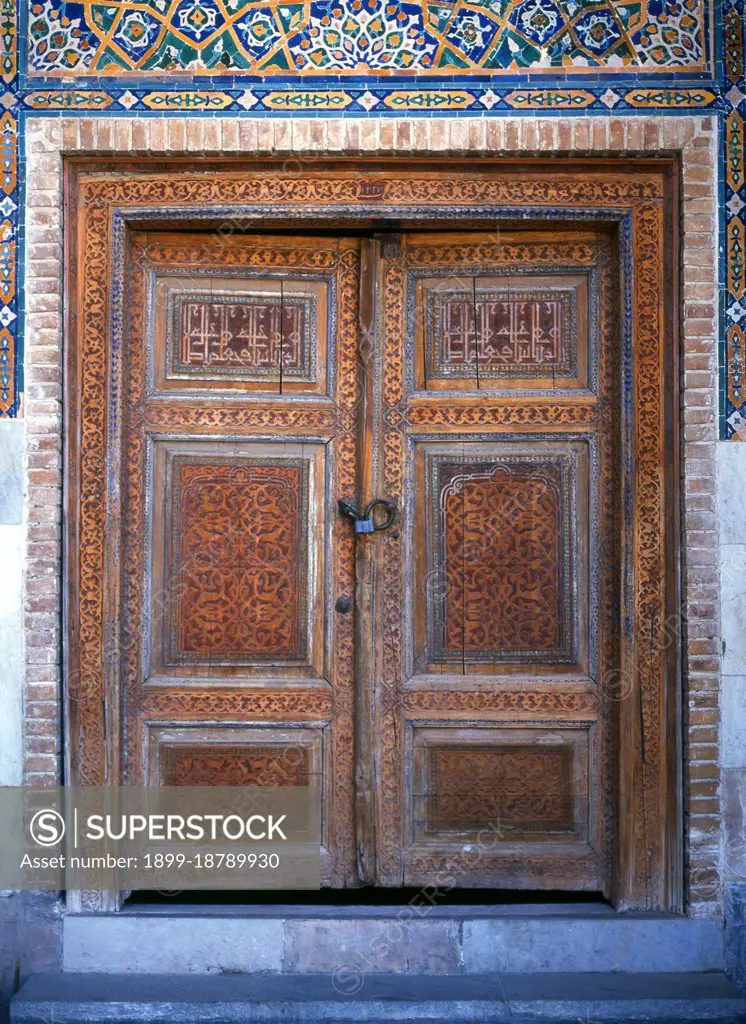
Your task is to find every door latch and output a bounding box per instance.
[338,498,397,534]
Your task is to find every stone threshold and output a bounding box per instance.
[62,909,726,975]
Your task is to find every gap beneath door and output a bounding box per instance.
[124,889,610,908]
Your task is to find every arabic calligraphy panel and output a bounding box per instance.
[412,273,590,393]
[152,273,331,395]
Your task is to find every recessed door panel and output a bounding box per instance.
[409,724,591,846]
[148,439,326,680]
[412,270,591,393]
[148,724,332,876]
[152,271,331,395]
[413,439,590,677]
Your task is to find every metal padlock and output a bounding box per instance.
[338,498,397,534]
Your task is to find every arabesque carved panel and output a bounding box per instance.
[429,454,574,663]
[426,743,573,832]
[162,745,311,786]
[167,456,308,662]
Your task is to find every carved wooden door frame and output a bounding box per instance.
[64,157,681,912]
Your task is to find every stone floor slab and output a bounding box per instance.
[10,971,746,1023]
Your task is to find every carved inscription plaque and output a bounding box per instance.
[427,286,577,380]
[171,292,315,378]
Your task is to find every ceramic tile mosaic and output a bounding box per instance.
[24,0,710,76]
[0,0,744,439]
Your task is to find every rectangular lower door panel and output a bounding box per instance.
[404,723,599,890]
[147,724,332,876]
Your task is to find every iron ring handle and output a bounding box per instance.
[364,499,396,532]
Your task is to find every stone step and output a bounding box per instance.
[11,971,746,1023]
[62,906,726,974]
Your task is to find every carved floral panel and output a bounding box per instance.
[428,454,574,664]
[426,743,574,832]
[162,744,311,785]
[167,456,309,664]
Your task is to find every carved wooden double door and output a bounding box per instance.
[115,223,619,895]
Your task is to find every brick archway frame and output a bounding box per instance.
[23,114,721,916]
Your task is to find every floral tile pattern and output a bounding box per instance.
[25,0,708,76]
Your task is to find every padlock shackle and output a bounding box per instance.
[337,497,397,534]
